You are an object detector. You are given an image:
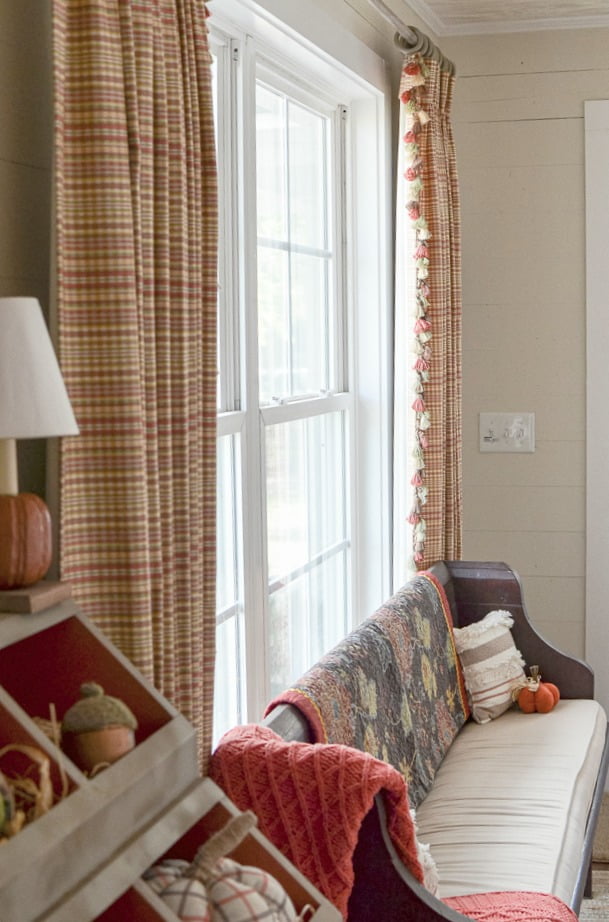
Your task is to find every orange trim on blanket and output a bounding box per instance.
[265,687,329,743]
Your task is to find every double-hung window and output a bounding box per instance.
[212,1,391,741]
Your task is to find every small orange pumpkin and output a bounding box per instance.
[0,493,52,590]
[517,666,560,714]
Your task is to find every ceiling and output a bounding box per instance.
[407,0,609,34]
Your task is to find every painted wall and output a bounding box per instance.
[0,0,53,495]
[442,27,609,658]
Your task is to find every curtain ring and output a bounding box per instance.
[395,24,428,56]
[393,24,456,75]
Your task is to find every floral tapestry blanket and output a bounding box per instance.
[265,571,469,808]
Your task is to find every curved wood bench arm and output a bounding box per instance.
[440,561,594,699]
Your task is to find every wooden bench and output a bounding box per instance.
[263,561,609,921]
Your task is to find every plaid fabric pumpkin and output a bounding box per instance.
[144,856,297,922]
[143,811,298,922]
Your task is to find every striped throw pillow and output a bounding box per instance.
[453,610,526,724]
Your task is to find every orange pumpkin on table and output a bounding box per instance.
[0,493,52,589]
[516,666,560,713]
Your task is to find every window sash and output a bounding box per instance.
[211,4,392,739]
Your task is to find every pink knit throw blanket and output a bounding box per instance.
[208,724,424,918]
[444,891,579,922]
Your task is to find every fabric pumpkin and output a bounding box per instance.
[143,810,299,922]
[145,858,211,921]
[518,681,560,714]
[0,492,52,589]
[515,666,560,714]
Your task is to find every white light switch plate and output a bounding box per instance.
[479,412,535,453]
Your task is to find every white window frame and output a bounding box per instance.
[213,0,393,729]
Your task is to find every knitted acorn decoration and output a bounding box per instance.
[61,682,138,774]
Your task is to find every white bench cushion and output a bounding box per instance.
[415,699,607,905]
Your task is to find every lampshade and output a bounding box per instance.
[0,297,79,441]
[0,297,78,592]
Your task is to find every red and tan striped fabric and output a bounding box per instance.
[399,56,462,570]
[53,0,217,771]
[422,62,463,567]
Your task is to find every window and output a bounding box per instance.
[212,2,391,741]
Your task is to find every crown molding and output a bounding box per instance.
[402,0,609,36]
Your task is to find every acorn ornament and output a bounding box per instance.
[515,666,560,714]
[61,682,138,773]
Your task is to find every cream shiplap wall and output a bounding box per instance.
[442,28,609,657]
[0,0,53,495]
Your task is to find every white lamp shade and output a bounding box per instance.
[0,297,79,439]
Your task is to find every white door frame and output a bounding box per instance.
[585,99,609,732]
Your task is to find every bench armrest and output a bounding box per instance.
[438,561,594,699]
[348,795,472,922]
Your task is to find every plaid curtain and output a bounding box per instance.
[53,0,218,771]
[394,54,462,580]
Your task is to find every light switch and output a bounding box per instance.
[479,412,535,453]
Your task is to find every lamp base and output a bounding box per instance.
[0,438,18,495]
[0,580,72,614]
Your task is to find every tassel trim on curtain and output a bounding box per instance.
[401,55,432,566]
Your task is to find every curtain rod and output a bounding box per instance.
[366,0,455,74]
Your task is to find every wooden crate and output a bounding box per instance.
[0,600,199,922]
[0,598,340,922]
[48,777,341,922]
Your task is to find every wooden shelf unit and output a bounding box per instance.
[0,597,341,922]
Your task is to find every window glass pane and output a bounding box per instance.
[266,412,347,581]
[288,100,327,251]
[268,577,306,696]
[257,246,290,402]
[216,434,240,611]
[291,251,328,395]
[268,551,349,697]
[256,85,287,241]
[214,433,245,742]
[258,245,330,402]
[266,419,307,582]
[214,614,243,745]
[309,552,349,654]
[265,411,349,693]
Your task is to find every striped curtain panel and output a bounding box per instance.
[394,54,462,581]
[53,0,218,771]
